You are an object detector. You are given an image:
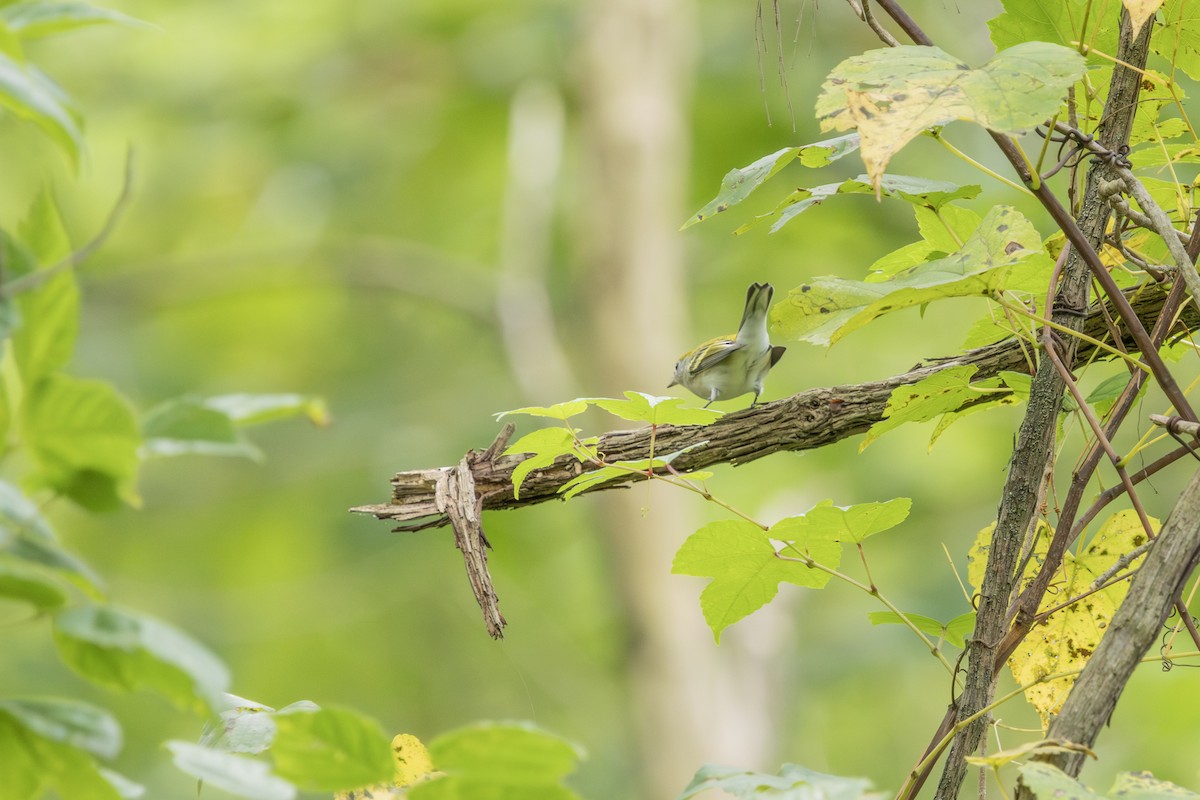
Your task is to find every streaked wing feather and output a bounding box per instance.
[689,338,742,373]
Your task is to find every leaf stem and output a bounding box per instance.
[990,295,1151,373]
[776,546,956,672]
[930,132,1033,196]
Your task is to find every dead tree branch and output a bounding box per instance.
[353,288,1188,531]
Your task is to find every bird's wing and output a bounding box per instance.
[688,337,743,373]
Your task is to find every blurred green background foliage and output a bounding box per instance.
[4,0,1200,797]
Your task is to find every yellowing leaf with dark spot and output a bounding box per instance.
[771,206,1046,346]
[975,510,1157,728]
[816,43,1084,187]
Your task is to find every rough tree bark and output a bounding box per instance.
[933,15,1156,800]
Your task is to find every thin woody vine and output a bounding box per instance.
[357,2,1200,799]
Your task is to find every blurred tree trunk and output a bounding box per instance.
[577,1,780,796]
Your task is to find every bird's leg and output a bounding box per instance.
[704,388,719,409]
[750,389,761,408]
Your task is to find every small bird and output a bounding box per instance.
[669,282,787,408]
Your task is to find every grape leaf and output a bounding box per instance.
[816,43,1084,187]
[771,206,1046,346]
[794,498,912,544]
[410,722,583,800]
[496,400,589,421]
[972,511,1156,727]
[988,0,1119,60]
[682,134,860,229]
[867,204,983,281]
[1109,770,1200,800]
[863,366,988,450]
[868,610,975,648]
[739,174,980,235]
[503,427,582,500]
[270,706,394,793]
[1157,0,1200,81]
[680,763,882,800]
[590,392,723,426]
[672,517,840,642]
[1018,762,1106,800]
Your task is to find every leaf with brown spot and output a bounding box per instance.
[815,43,1084,188]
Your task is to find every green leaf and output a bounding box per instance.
[741,174,980,235]
[867,204,984,282]
[928,394,1018,450]
[0,705,128,800]
[496,399,589,421]
[795,497,912,544]
[270,705,393,792]
[0,52,81,165]
[0,479,50,539]
[1,2,152,39]
[22,374,141,510]
[590,391,723,426]
[0,555,67,610]
[816,43,1085,186]
[1158,0,1200,81]
[680,763,882,800]
[0,698,121,760]
[672,518,839,642]
[1086,372,1146,418]
[0,530,103,598]
[988,0,1118,60]
[53,604,230,715]
[504,427,582,500]
[863,366,984,449]
[167,740,296,800]
[10,191,77,386]
[771,207,1044,346]
[868,610,975,648]
[141,397,262,461]
[412,722,583,800]
[1132,142,1200,168]
[682,134,860,229]
[202,393,330,427]
[1109,770,1200,800]
[998,370,1032,400]
[1018,762,1105,800]
[558,445,708,500]
[0,709,48,799]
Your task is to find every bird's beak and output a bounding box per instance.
[667,378,678,388]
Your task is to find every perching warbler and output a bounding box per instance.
[669,282,786,408]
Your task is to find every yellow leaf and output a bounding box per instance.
[1124,0,1165,36]
[333,733,434,799]
[816,44,1083,188]
[965,738,1096,767]
[392,733,435,788]
[1005,510,1156,727]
